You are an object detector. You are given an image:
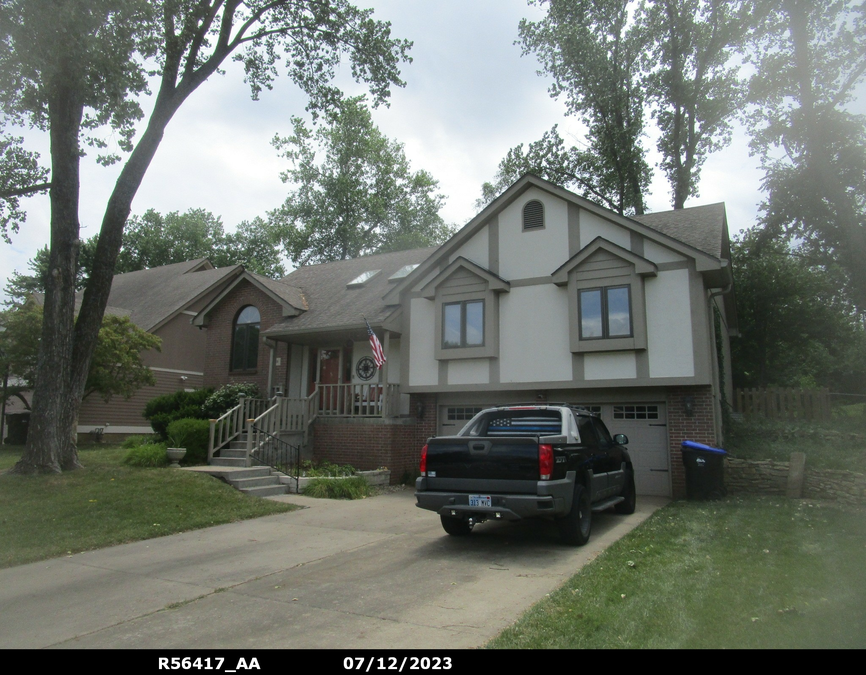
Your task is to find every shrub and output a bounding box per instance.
[123,443,169,467]
[201,383,261,419]
[302,476,370,500]
[300,460,355,477]
[143,388,212,439]
[165,418,211,465]
[121,434,161,449]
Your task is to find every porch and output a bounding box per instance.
[207,383,403,465]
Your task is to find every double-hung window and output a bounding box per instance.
[579,286,632,340]
[443,300,484,349]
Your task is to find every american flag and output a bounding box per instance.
[365,318,386,369]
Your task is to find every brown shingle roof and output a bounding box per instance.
[264,247,437,335]
[105,259,242,331]
[631,203,726,259]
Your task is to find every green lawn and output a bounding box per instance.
[488,496,866,649]
[0,444,298,569]
[725,412,866,473]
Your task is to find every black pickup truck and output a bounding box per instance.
[414,405,636,545]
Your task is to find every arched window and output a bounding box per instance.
[231,306,260,371]
[523,199,544,230]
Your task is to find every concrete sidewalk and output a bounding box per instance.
[0,490,667,649]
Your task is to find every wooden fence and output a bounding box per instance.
[734,387,831,422]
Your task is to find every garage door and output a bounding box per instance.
[605,404,669,497]
[438,405,491,436]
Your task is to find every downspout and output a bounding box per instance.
[708,283,734,444]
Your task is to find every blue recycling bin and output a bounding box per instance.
[681,440,727,500]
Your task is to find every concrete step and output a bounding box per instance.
[231,475,283,489]
[220,449,247,459]
[238,483,289,497]
[210,457,248,468]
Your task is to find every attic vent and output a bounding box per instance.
[388,264,419,281]
[523,200,544,230]
[347,269,380,288]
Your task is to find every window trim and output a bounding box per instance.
[578,285,634,340]
[442,299,485,349]
[230,305,260,372]
[568,270,647,353]
[433,288,499,361]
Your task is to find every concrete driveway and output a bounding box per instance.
[0,489,667,649]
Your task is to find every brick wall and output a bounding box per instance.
[667,385,718,498]
[203,279,289,395]
[310,393,440,484]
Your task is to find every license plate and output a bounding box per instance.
[469,494,491,507]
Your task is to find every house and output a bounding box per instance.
[76,259,244,437]
[197,175,737,497]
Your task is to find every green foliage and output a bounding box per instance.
[120,434,160,449]
[201,383,261,419]
[0,301,161,407]
[122,442,169,468]
[87,314,162,401]
[143,389,213,439]
[487,1,756,212]
[638,0,753,209]
[0,134,49,242]
[115,209,285,278]
[271,95,453,265]
[302,476,370,500]
[0,444,297,568]
[0,0,412,474]
[730,227,866,391]
[746,0,866,312]
[510,1,650,215]
[724,415,866,473]
[300,460,356,478]
[488,497,866,649]
[165,418,210,465]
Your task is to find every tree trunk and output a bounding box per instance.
[11,80,85,474]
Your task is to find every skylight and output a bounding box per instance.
[388,264,420,281]
[347,269,381,288]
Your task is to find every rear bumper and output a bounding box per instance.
[414,476,573,521]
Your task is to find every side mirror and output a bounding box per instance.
[613,434,629,446]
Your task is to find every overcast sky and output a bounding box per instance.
[1,0,788,301]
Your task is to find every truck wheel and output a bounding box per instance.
[440,515,473,536]
[615,473,636,514]
[558,484,592,546]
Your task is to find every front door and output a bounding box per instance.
[318,349,342,412]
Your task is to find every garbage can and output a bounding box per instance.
[681,440,727,500]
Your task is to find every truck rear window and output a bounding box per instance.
[467,409,563,437]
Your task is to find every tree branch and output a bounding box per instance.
[0,182,51,199]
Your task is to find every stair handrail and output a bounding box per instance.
[207,395,271,460]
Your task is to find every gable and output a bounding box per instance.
[388,174,728,305]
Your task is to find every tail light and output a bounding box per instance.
[420,444,428,476]
[539,444,553,480]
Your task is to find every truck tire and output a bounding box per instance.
[558,484,592,546]
[615,473,636,514]
[440,515,473,536]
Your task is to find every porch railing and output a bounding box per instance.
[208,396,272,461]
[250,389,319,445]
[208,384,400,462]
[317,383,400,418]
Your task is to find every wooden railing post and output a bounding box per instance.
[208,419,216,461]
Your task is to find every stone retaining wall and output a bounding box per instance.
[725,457,866,505]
